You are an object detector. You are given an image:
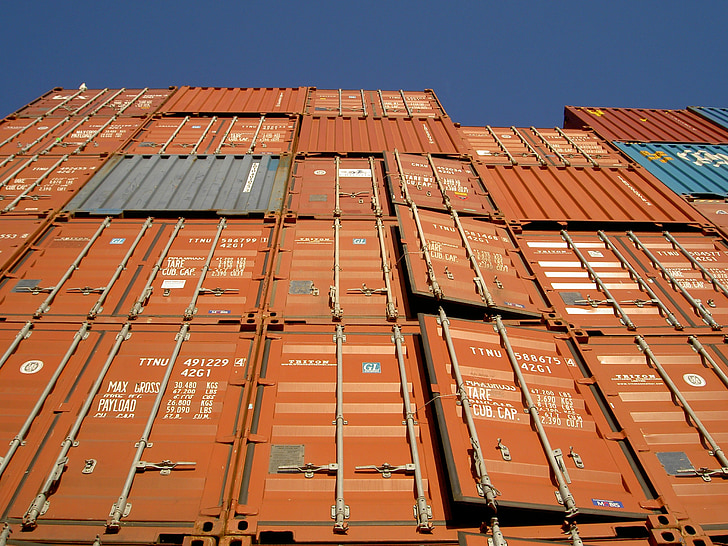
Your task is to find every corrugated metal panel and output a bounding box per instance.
[564,106,728,144]
[615,142,728,197]
[0,321,251,542]
[234,326,449,541]
[419,313,655,519]
[270,219,404,322]
[65,154,290,216]
[475,164,706,224]
[0,155,106,215]
[688,106,728,133]
[458,126,629,168]
[0,217,273,323]
[0,217,48,273]
[298,116,463,154]
[8,88,174,119]
[305,89,447,117]
[578,334,728,527]
[124,115,297,155]
[517,229,728,333]
[286,156,391,217]
[397,206,543,315]
[159,86,308,114]
[0,116,144,156]
[384,151,498,216]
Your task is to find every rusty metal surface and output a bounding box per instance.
[65,154,289,216]
[385,151,497,216]
[8,88,174,119]
[396,206,543,315]
[270,219,403,322]
[458,126,629,168]
[286,156,391,217]
[0,218,273,323]
[0,155,106,216]
[564,106,728,144]
[516,229,728,333]
[305,89,447,117]
[0,116,144,156]
[578,334,728,527]
[420,313,655,519]
[476,165,706,225]
[233,326,449,542]
[0,321,252,543]
[123,115,297,155]
[159,87,308,115]
[298,116,463,154]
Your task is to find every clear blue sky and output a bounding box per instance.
[2,0,726,127]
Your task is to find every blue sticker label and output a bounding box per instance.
[353,238,366,245]
[504,301,526,309]
[208,310,231,314]
[592,498,624,509]
[110,238,126,245]
[362,362,381,373]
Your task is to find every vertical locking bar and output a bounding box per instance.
[159,116,189,154]
[337,89,343,117]
[688,336,728,390]
[485,126,517,165]
[23,323,132,529]
[378,90,388,117]
[494,315,578,518]
[489,517,508,546]
[213,116,238,154]
[400,90,413,117]
[0,323,90,478]
[369,156,383,217]
[0,155,40,190]
[360,89,367,117]
[663,231,728,299]
[334,156,342,217]
[246,115,265,155]
[18,117,71,154]
[438,308,499,510]
[511,127,546,165]
[88,218,153,319]
[33,217,111,317]
[191,116,217,154]
[375,217,398,320]
[0,321,32,372]
[333,325,349,532]
[394,150,442,298]
[561,230,636,330]
[636,336,728,470]
[628,231,720,329]
[107,323,190,531]
[530,127,569,166]
[2,154,69,213]
[183,218,226,320]
[554,127,598,167]
[129,218,184,318]
[330,218,343,319]
[392,326,433,531]
[597,231,683,330]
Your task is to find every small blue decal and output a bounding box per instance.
[362,362,381,373]
[353,238,366,245]
[208,310,231,314]
[110,238,126,245]
[592,499,624,509]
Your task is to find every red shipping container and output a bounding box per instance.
[564,106,728,144]
[305,88,447,117]
[159,86,308,115]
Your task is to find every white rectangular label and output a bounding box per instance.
[161,279,186,289]
[243,162,259,193]
[338,169,371,178]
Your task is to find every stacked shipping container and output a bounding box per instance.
[0,87,725,546]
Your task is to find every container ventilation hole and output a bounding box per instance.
[661,531,676,542]
[685,526,696,535]
[658,516,670,525]
[202,521,213,532]
[238,520,249,530]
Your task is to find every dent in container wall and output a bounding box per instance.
[564,106,728,144]
[123,115,297,155]
[0,322,252,543]
[158,86,308,115]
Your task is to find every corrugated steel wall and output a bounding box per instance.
[0,86,726,546]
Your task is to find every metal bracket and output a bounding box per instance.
[67,286,105,295]
[199,287,239,297]
[555,490,564,505]
[331,504,350,519]
[355,462,415,478]
[347,283,386,296]
[109,501,131,518]
[496,438,511,461]
[82,459,97,474]
[554,448,572,483]
[16,286,53,295]
[676,467,728,482]
[569,447,584,468]
[135,460,196,475]
[278,462,338,478]
[574,295,612,307]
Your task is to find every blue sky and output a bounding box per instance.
[2,0,726,127]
